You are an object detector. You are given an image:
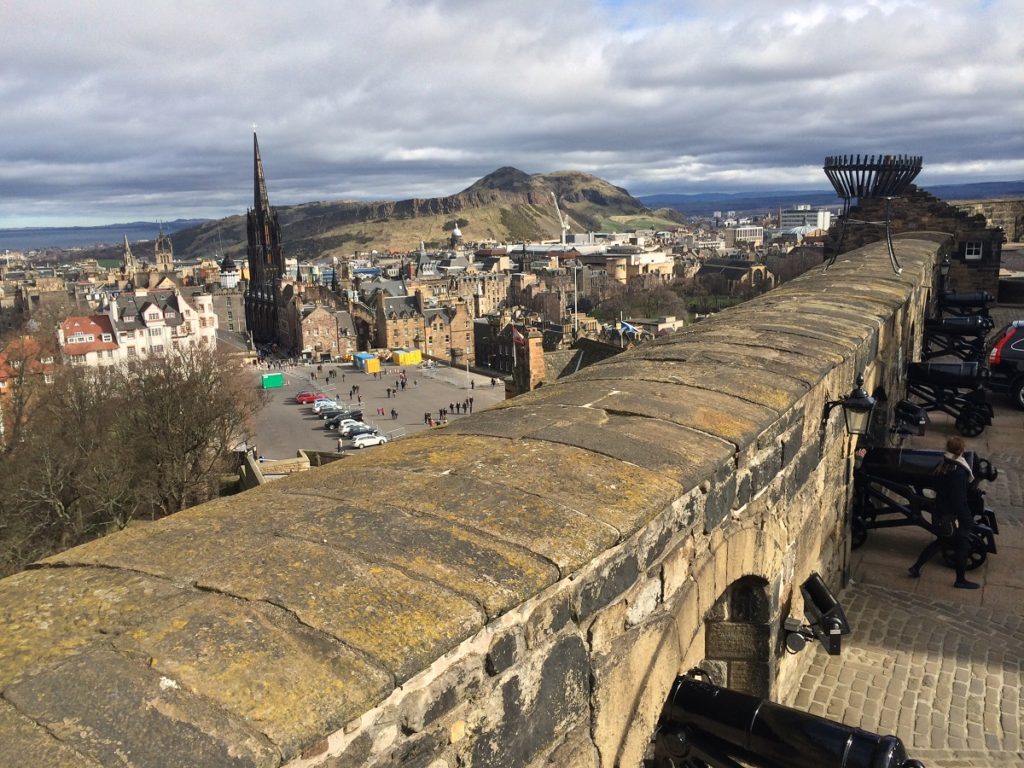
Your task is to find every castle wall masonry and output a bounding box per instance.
[0,236,946,768]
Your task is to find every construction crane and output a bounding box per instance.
[550,192,570,246]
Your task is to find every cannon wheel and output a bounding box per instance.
[940,536,987,571]
[851,516,868,549]
[955,411,986,437]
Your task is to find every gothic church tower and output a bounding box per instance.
[244,133,287,347]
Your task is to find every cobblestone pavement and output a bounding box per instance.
[787,304,1024,767]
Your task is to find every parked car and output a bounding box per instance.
[295,392,327,404]
[341,423,378,439]
[352,433,388,449]
[330,418,364,432]
[325,411,363,429]
[311,399,339,414]
[988,319,1024,409]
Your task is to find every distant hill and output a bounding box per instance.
[170,168,674,260]
[0,219,208,252]
[638,180,1024,216]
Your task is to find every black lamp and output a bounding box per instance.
[821,374,877,438]
[784,573,852,656]
[939,255,951,279]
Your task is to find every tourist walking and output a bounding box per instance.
[908,436,980,589]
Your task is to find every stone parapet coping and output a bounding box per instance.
[0,237,944,766]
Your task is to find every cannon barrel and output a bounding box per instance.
[656,676,923,768]
[924,315,993,336]
[938,290,994,310]
[907,361,988,388]
[858,448,995,484]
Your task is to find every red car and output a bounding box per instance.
[295,392,327,404]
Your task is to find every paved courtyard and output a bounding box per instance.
[247,361,507,459]
[787,305,1024,767]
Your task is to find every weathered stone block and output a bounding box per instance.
[524,590,574,650]
[5,645,279,768]
[729,661,773,696]
[486,630,520,677]
[592,616,680,768]
[661,538,694,604]
[466,633,590,768]
[370,729,447,768]
[576,552,639,620]
[640,493,700,570]
[781,422,804,468]
[705,622,771,662]
[532,723,599,768]
[625,572,663,629]
[704,465,737,533]
[324,731,373,768]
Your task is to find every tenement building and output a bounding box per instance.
[58,288,218,366]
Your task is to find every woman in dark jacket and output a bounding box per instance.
[908,436,980,589]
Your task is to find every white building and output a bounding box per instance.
[779,205,832,230]
[59,288,218,366]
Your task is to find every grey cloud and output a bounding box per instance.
[1,0,1022,226]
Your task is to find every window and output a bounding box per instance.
[127,347,136,357]
[102,333,112,342]
[152,344,164,355]
[148,327,161,337]
[964,241,983,261]
[105,350,113,359]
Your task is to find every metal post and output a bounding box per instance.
[572,261,580,337]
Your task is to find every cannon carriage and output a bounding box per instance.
[921,315,994,363]
[851,447,999,568]
[905,361,993,436]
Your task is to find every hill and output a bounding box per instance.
[170,168,674,260]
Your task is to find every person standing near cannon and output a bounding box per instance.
[908,436,980,589]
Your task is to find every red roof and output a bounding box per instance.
[61,315,119,355]
[0,335,56,382]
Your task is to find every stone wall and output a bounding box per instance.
[0,238,943,768]
[952,198,1024,242]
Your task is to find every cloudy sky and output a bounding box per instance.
[3,0,1023,227]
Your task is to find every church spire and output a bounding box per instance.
[121,234,138,279]
[254,132,270,215]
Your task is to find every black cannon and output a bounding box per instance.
[851,447,999,567]
[906,361,993,436]
[921,315,994,362]
[652,674,925,768]
[937,290,994,319]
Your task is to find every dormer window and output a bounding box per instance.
[102,333,112,342]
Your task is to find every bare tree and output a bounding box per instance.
[0,347,266,576]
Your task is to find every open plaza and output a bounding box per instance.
[247,360,507,460]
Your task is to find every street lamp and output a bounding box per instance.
[820,374,877,445]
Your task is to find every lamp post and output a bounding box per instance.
[819,374,877,450]
[568,260,581,337]
[939,254,951,292]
